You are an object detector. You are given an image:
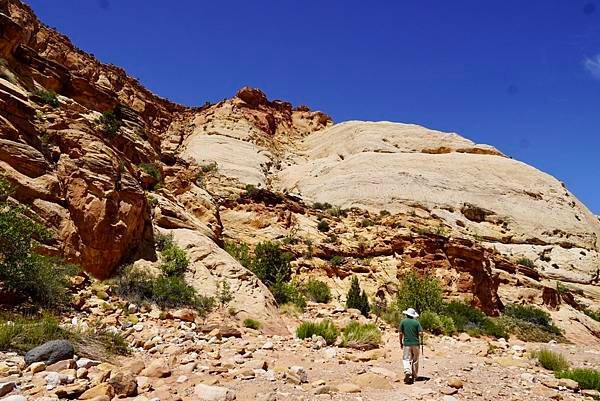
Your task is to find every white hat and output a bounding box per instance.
[403,308,419,318]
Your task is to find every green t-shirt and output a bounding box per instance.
[399,318,423,346]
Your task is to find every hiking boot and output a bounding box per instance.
[404,373,413,384]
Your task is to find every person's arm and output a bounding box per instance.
[399,321,404,348]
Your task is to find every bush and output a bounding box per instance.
[111,265,214,315]
[0,313,72,352]
[279,303,303,317]
[330,255,344,267]
[96,330,129,355]
[243,318,261,330]
[395,271,444,315]
[557,369,600,392]
[346,276,370,317]
[504,304,559,332]
[584,308,600,322]
[313,202,332,210]
[251,242,292,287]
[98,110,122,136]
[516,257,535,268]
[303,279,331,303]
[360,218,374,227]
[497,316,561,342]
[224,241,252,269]
[0,178,78,306]
[139,163,162,185]
[157,234,189,277]
[33,89,59,107]
[444,301,508,338]
[296,320,338,345]
[317,219,330,232]
[419,311,455,336]
[534,349,570,372]
[270,279,306,309]
[341,321,381,348]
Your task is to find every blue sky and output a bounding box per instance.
[26,0,600,213]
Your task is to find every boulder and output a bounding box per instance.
[79,383,115,400]
[194,383,236,401]
[25,340,74,366]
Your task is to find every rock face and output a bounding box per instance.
[0,0,598,340]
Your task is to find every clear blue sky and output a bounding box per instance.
[26,0,600,214]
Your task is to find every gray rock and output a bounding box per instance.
[25,340,74,366]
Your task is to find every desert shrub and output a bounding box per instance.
[419,311,455,336]
[328,206,347,217]
[504,304,559,332]
[224,241,252,269]
[317,219,330,232]
[279,303,303,317]
[201,162,218,173]
[330,255,344,267]
[296,320,338,345]
[534,349,570,372]
[111,265,214,315]
[139,163,162,184]
[251,241,292,286]
[157,234,189,277]
[584,308,600,322]
[270,280,306,309]
[0,178,78,306]
[395,271,444,315]
[516,257,535,268]
[243,318,261,330]
[360,218,374,228]
[303,279,331,303]
[346,276,370,317]
[497,316,562,342]
[0,313,72,352]
[33,89,59,107]
[217,280,233,306]
[313,202,332,210]
[98,109,122,137]
[557,369,600,392]
[96,330,129,355]
[341,321,381,348]
[444,301,507,338]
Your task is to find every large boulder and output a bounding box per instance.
[24,340,74,366]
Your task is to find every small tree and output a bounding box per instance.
[251,241,291,286]
[395,270,444,314]
[346,276,370,317]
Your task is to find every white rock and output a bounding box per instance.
[262,341,274,350]
[76,358,100,369]
[194,383,236,401]
[290,366,308,383]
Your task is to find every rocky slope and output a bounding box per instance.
[0,0,598,342]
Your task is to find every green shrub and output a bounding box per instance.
[303,279,331,303]
[251,241,292,287]
[444,301,508,338]
[341,321,381,348]
[96,330,129,355]
[0,313,72,352]
[279,303,303,317]
[557,369,600,392]
[217,280,233,306]
[516,257,535,268]
[504,304,559,331]
[497,316,561,342]
[330,255,344,267]
[270,279,306,309]
[346,276,370,317]
[158,234,189,277]
[317,219,330,232]
[534,349,570,372]
[296,320,338,345]
[201,162,218,173]
[110,265,214,315]
[419,311,455,336]
[584,308,600,322]
[313,202,332,210]
[224,241,252,269]
[243,318,261,330]
[0,178,78,306]
[395,271,444,315]
[360,218,374,227]
[379,210,391,217]
[328,206,347,218]
[139,163,162,184]
[98,110,122,136]
[33,89,59,108]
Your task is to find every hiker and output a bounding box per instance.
[399,307,423,384]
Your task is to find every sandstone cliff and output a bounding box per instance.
[0,0,598,340]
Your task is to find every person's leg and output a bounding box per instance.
[402,346,412,382]
[412,345,420,379]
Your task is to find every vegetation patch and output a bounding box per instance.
[296,319,338,345]
[341,321,381,349]
[0,313,72,353]
[346,276,370,317]
[33,88,59,108]
[302,279,331,304]
[98,109,122,137]
[0,177,79,307]
[516,257,535,268]
[533,349,570,372]
[317,219,330,232]
[395,271,444,316]
[139,163,162,186]
[584,308,600,322]
[156,233,189,277]
[419,310,456,336]
[557,369,600,392]
[243,318,261,330]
